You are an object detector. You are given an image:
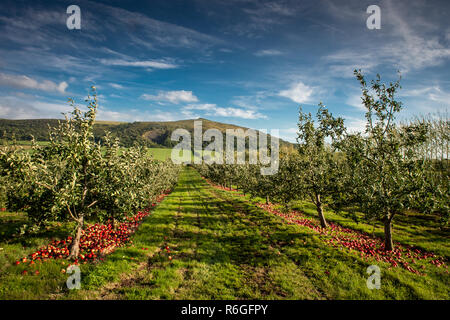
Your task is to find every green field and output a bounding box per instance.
[4,141,215,163]
[3,143,175,161]
[146,148,174,161]
[147,148,214,161]
[0,167,448,299]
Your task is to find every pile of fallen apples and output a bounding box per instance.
[15,191,171,267]
[208,180,447,275]
[258,202,447,275]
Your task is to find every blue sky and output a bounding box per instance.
[0,0,449,142]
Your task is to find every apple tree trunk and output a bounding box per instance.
[315,194,328,228]
[68,215,84,259]
[383,219,394,251]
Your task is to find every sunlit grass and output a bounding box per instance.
[0,167,448,300]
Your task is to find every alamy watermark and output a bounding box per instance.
[65,5,379,31]
[366,5,381,30]
[170,120,279,175]
[66,5,81,30]
[66,264,81,290]
[366,265,381,289]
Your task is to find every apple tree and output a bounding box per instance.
[337,70,430,250]
[1,88,103,258]
[294,103,345,228]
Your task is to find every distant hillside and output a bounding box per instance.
[0,118,293,149]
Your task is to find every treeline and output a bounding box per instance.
[0,118,292,150]
[0,119,167,148]
[0,89,180,258]
[196,70,449,251]
[0,119,61,141]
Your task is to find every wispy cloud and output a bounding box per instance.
[109,83,124,89]
[0,95,72,119]
[0,72,68,94]
[0,94,185,122]
[402,86,450,106]
[141,90,199,104]
[254,49,283,56]
[345,93,366,111]
[220,0,307,37]
[183,103,267,119]
[95,1,224,49]
[323,0,450,75]
[100,59,178,69]
[278,127,298,142]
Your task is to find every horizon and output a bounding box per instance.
[0,0,449,143]
[0,116,297,144]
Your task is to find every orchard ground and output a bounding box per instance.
[0,167,448,299]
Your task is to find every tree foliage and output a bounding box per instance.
[196,70,447,251]
[0,88,180,258]
[335,70,431,250]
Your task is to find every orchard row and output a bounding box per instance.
[195,70,448,253]
[0,88,180,259]
[209,180,447,275]
[15,192,171,271]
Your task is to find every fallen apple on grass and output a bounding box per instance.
[15,191,171,268]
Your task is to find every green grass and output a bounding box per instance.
[227,185,449,261]
[0,167,448,300]
[146,147,214,162]
[12,141,51,146]
[2,142,176,162]
[288,201,449,260]
[146,147,174,161]
[0,212,77,299]
[70,167,323,300]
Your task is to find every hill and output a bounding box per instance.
[0,118,293,149]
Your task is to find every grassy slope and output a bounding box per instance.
[0,167,448,299]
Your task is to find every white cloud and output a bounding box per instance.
[324,52,378,78]
[109,83,124,89]
[278,127,298,143]
[428,88,450,105]
[346,94,366,111]
[184,104,267,119]
[0,95,72,119]
[215,107,265,119]
[0,94,186,123]
[0,72,68,94]
[323,0,450,75]
[401,86,450,108]
[344,116,366,134]
[403,86,450,102]
[382,0,450,72]
[100,59,178,69]
[279,82,314,104]
[141,90,199,104]
[90,107,183,122]
[255,49,283,56]
[246,2,297,17]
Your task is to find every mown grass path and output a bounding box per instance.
[69,166,448,300]
[78,167,323,299]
